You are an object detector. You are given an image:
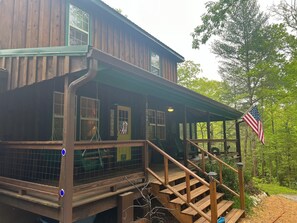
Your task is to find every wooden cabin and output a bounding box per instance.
[0,1,245,222]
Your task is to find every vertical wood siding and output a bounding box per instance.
[90,11,178,82]
[0,0,66,49]
[0,56,87,90]
[0,0,179,83]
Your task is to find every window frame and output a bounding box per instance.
[68,4,90,46]
[79,96,100,141]
[150,51,161,76]
[147,109,166,140]
[52,92,77,140]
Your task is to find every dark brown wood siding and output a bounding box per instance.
[0,0,179,83]
[0,56,87,90]
[0,0,66,49]
[89,5,178,83]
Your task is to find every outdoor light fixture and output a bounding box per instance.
[167,106,174,112]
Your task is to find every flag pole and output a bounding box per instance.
[238,103,256,121]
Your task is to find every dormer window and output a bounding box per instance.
[150,51,161,76]
[69,4,89,46]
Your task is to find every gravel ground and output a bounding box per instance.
[239,195,297,223]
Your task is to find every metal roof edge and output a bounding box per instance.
[0,45,90,57]
[91,0,185,62]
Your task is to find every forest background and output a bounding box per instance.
[177,0,297,189]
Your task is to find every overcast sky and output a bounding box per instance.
[103,0,281,80]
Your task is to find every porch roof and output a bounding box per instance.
[89,48,243,121]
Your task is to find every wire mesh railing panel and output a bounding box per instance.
[73,145,144,185]
[0,147,61,187]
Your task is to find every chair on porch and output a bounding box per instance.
[174,138,198,160]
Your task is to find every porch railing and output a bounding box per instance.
[147,140,215,223]
[187,139,245,212]
[0,140,146,204]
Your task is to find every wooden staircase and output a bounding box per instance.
[146,140,245,223]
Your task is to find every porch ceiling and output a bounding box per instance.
[89,48,243,121]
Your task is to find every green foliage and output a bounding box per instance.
[254,178,297,195]
[177,60,224,101]
[204,157,238,198]
[192,0,239,49]
[232,192,254,214]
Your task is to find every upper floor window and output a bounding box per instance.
[69,4,89,45]
[150,52,161,76]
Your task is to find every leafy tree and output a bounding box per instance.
[192,0,239,49]
[271,0,297,33]
[177,60,223,101]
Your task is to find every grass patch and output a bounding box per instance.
[254,178,297,195]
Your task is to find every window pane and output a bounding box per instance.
[157,125,166,140]
[69,5,89,32]
[157,111,165,125]
[53,118,63,140]
[151,52,160,76]
[81,120,98,140]
[69,4,89,46]
[80,97,100,140]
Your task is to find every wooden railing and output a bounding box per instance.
[147,140,219,223]
[187,140,245,212]
[0,140,147,197]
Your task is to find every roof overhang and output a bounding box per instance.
[88,48,243,121]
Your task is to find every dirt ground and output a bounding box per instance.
[1,195,297,223]
[239,195,297,223]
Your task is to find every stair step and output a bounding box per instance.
[181,193,224,216]
[150,171,186,185]
[195,200,234,223]
[160,178,200,195]
[225,208,245,223]
[170,185,209,205]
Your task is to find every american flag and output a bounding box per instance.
[243,106,265,144]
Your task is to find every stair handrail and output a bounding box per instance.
[146,140,212,222]
[188,140,238,174]
[188,139,245,211]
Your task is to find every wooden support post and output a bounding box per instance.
[183,106,188,166]
[202,151,205,172]
[207,113,211,153]
[237,162,245,217]
[118,192,134,223]
[59,76,74,223]
[209,172,218,223]
[236,121,242,161]
[223,120,227,155]
[219,162,223,184]
[144,141,149,182]
[185,172,191,203]
[164,157,169,185]
[59,60,97,223]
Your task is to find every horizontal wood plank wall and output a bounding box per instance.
[0,56,87,90]
[91,13,178,83]
[0,0,66,49]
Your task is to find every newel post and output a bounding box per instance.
[208,172,218,223]
[237,162,245,216]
